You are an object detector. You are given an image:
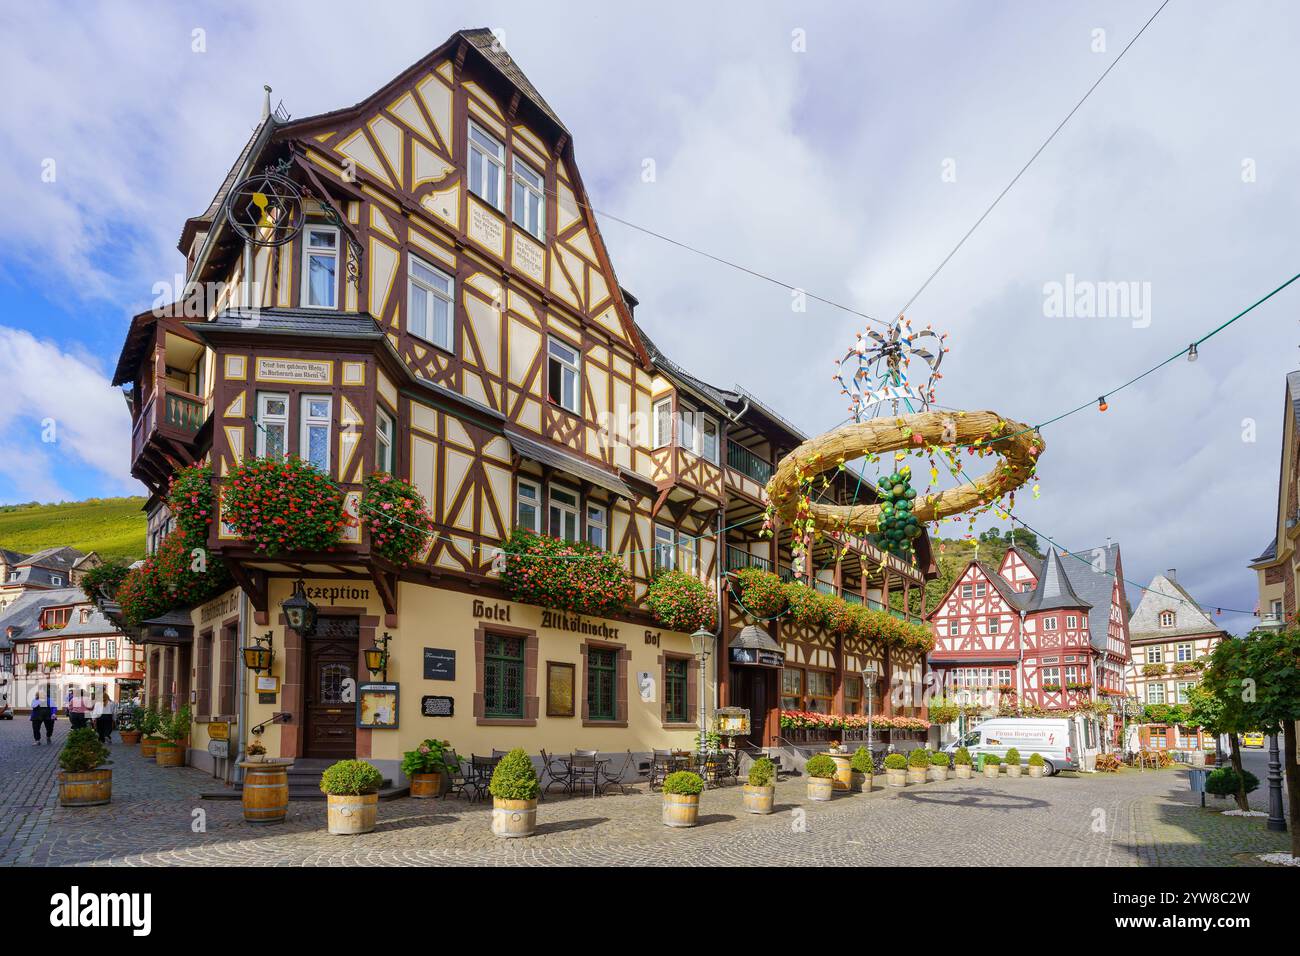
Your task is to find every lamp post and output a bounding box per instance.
[691,628,713,754]
[1266,731,1288,833]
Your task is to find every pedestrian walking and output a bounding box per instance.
[69,688,90,730]
[93,690,116,744]
[30,690,55,744]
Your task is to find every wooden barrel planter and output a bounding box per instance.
[58,769,112,807]
[662,791,700,828]
[806,776,834,802]
[491,797,538,838]
[240,761,291,824]
[326,793,378,835]
[408,772,443,799]
[154,741,185,767]
[119,731,141,746]
[742,784,775,814]
[140,737,158,758]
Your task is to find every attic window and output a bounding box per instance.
[302,226,339,309]
[468,122,505,211]
[512,156,545,240]
[1159,610,1175,628]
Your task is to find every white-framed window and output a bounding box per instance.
[106,639,116,658]
[997,668,1013,685]
[947,620,959,637]
[654,523,676,570]
[1042,666,1060,687]
[1176,642,1193,662]
[512,156,545,239]
[516,478,541,532]
[1042,616,1058,630]
[1176,681,1195,704]
[547,337,581,413]
[548,486,580,542]
[300,395,332,473]
[1146,682,1166,704]
[1065,664,1080,684]
[51,575,63,586]
[586,503,607,550]
[678,533,698,575]
[1158,609,1175,628]
[50,643,61,663]
[467,122,505,211]
[89,640,99,660]
[1066,614,1078,629]
[677,407,696,453]
[988,616,1000,634]
[961,584,973,598]
[653,399,673,449]
[301,225,339,309]
[376,407,394,473]
[256,392,290,459]
[701,416,719,464]
[975,582,987,597]
[1147,646,1163,664]
[73,641,83,660]
[408,256,454,351]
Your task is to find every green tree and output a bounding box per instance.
[1240,627,1300,860]
[1199,637,1263,812]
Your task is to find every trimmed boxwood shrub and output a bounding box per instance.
[747,756,776,787]
[804,754,837,778]
[1004,747,1021,766]
[984,754,1002,766]
[883,752,907,770]
[59,727,109,773]
[500,529,631,617]
[489,748,540,801]
[850,746,874,774]
[646,570,717,633]
[907,748,931,768]
[1028,752,1045,767]
[222,455,345,555]
[663,770,704,795]
[930,750,950,767]
[361,472,434,564]
[954,746,972,766]
[320,760,384,795]
[1205,767,1260,798]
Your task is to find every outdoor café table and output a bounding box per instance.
[563,753,609,797]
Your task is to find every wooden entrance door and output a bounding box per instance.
[733,667,775,748]
[303,617,359,759]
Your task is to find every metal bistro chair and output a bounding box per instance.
[443,750,469,800]
[468,754,497,803]
[599,749,636,795]
[569,753,601,798]
[540,749,572,797]
[649,749,675,791]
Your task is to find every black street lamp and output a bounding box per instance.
[281,579,318,636]
[1267,731,1288,833]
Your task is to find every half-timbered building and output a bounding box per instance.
[110,28,936,783]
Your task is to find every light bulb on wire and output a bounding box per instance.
[1187,343,1198,362]
[1098,396,1109,413]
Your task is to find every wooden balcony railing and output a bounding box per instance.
[165,392,205,434]
[726,440,773,485]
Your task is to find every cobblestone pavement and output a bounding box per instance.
[1,721,1290,867]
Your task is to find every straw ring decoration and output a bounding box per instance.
[765,410,1044,535]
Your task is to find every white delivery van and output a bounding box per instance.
[944,717,1080,775]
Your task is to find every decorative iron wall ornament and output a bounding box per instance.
[223,170,304,247]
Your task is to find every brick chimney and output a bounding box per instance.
[1166,568,1177,581]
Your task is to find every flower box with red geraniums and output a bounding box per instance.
[361,472,434,564]
[168,464,217,542]
[499,529,631,617]
[222,456,345,556]
[116,530,233,628]
[646,570,717,634]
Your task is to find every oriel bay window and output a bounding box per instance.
[256,393,289,458]
[586,503,607,550]
[375,407,394,473]
[581,641,628,726]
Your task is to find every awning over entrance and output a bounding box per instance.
[728,624,785,668]
[505,428,634,499]
[136,609,195,646]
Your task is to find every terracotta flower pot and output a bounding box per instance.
[491,797,538,837]
[119,730,141,745]
[806,776,834,801]
[154,741,184,767]
[886,768,908,788]
[326,792,378,835]
[742,784,775,814]
[409,771,443,798]
[58,769,112,807]
[954,764,972,779]
[662,791,700,827]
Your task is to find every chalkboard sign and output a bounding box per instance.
[421,695,454,717]
[423,647,456,681]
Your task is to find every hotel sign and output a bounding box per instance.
[730,646,785,668]
[255,357,332,385]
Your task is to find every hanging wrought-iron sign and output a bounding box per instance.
[223,169,304,247]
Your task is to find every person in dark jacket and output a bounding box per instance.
[30,691,55,744]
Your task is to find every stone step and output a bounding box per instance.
[199,783,407,802]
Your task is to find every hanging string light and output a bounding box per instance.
[1187,343,1198,362]
[1097,396,1109,412]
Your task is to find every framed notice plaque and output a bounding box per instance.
[357,682,399,729]
[546,661,575,717]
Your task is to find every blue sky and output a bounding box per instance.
[2,0,1298,632]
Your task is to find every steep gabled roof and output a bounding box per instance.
[1023,548,1091,614]
[976,560,1030,610]
[1129,573,1224,640]
[1059,543,1124,652]
[1006,545,1044,578]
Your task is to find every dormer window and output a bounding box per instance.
[468,122,505,211]
[302,225,339,309]
[1158,610,1175,628]
[512,157,545,240]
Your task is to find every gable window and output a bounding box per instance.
[547,338,581,413]
[961,584,973,598]
[948,620,959,637]
[701,416,719,464]
[302,225,339,309]
[375,407,394,473]
[468,122,505,211]
[1158,609,1175,628]
[408,256,454,351]
[300,395,332,473]
[975,582,987,597]
[988,616,1000,634]
[516,478,541,532]
[653,399,673,449]
[1021,582,1032,592]
[548,486,580,542]
[483,634,524,719]
[512,156,545,239]
[256,393,289,459]
[586,503,607,550]
[654,524,676,570]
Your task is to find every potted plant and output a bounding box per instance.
[850,746,873,792]
[116,702,141,745]
[154,706,190,767]
[928,750,950,781]
[1004,747,1022,778]
[1027,752,1046,778]
[138,705,164,758]
[953,746,973,779]
[57,727,112,806]
[982,753,1002,779]
[884,752,908,787]
[489,748,540,838]
[245,736,267,761]
[743,757,776,814]
[804,754,837,801]
[662,770,705,826]
[906,747,930,784]
[401,738,457,798]
[321,759,384,834]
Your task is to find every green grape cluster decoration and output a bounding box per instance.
[875,466,923,558]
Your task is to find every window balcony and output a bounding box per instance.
[726,439,773,485]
